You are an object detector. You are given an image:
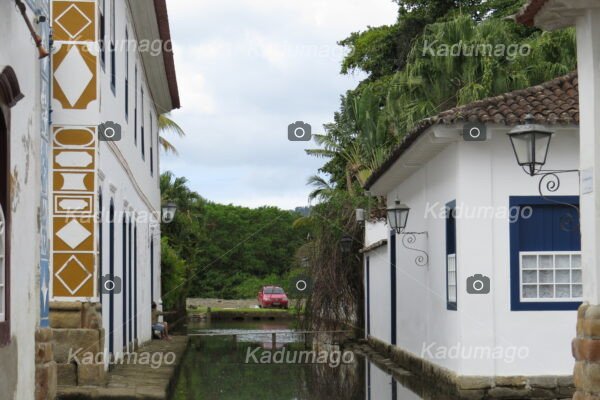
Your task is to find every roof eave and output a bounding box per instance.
[128,0,180,112]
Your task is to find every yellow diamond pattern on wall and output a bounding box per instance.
[52,1,96,42]
[52,0,97,111]
[51,0,99,301]
[54,3,93,41]
[51,126,97,299]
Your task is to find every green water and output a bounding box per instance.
[172,320,454,400]
[172,320,364,400]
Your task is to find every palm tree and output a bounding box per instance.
[158,113,186,155]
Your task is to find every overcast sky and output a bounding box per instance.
[161,0,398,209]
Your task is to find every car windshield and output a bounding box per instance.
[264,287,284,294]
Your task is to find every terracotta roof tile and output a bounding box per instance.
[516,0,550,26]
[365,71,579,190]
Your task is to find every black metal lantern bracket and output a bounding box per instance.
[396,231,429,267]
[529,169,581,234]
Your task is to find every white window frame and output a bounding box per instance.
[519,251,583,303]
[0,205,5,322]
[447,254,457,304]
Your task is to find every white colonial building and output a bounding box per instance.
[0,0,179,398]
[47,0,180,387]
[363,73,580,398]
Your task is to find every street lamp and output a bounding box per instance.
[340,235,353,253]
[507,114,554,176]
[161,201,177,223]
[387,200,410,234]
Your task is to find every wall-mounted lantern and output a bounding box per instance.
[507,114,553,177]
[340,235,353,254]
[161,202,177,224]
[387,200,410,234]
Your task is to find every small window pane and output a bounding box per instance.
[539,270,554,284]
[572,285,583,298]
[572,270,582,284]
[522,270,537,284]
[522,255,537,269]
[556,255,570,269]
[556,270,570,284]
[539,285,554,298]
[523,285,538,299]
[448,286,457,302]
[539,255,553,269]
[556,285,571,298]
[572,255,582,269]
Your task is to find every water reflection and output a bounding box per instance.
[173,321,453,400]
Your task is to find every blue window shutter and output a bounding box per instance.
[510,196,581,311]
[446,200,457,311]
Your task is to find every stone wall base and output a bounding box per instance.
[367,336,575,399]
[35,328,57,400]
[49,301,105,387]
[573,302,600,400]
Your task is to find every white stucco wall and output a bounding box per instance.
[368,123,579,377]
[368,361,394,400]
[365,245,390,343]
[96,0,163,357]
[0,2,43,398]
[365,220,388,247]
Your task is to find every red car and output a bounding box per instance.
[258,286,289,309]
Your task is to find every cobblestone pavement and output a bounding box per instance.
[57,336,189,399]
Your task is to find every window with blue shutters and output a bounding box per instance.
[446,200,457,311]
[509,196,582,311]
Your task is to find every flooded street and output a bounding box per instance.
[172,321,452,400]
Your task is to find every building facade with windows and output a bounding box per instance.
[516,3,600,399]
[0,0,179,397]
[47,0,179,387]
[363,73,579,397]
[0,0,51,398]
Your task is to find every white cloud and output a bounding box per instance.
[163,0,397,208]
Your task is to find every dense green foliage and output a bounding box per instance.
[160,172,309,309]
[303,0,577,328]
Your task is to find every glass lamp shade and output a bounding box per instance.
[161,202,177,223]
[387,201,410,234]
[507,117,553,176]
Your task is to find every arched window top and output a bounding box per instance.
[0,66,24,108]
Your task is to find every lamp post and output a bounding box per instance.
[340,235,353,254]
[386,200,410,234]
[507,114,553,176]
[161,202,177,224]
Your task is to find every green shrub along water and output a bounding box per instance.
[160,172,310,310]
